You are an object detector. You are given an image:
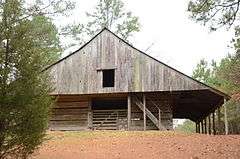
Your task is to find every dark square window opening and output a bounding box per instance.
[102,69,115,87]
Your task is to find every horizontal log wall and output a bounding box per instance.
[49,95,173,131]
[49,101,90,131]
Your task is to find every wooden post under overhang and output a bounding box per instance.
[196,122,200,133]
[127,94,131,131]
[88,99,93,130]
[204,118,207,134]
[202,120,204,134]
[198,122,200,133]
[195,122,198,133]
[201,120,203,134]
[143,94,146,131]
[217,107,221,134]
[224,98,229,135]
[158,108,161,131]
[202,119,205,134]
[208,115,211,135]
[213,112,216,135]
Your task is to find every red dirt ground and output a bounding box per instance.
[31,131,240,159]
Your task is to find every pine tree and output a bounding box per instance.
[192,57,240,134]
[85,0,140,41]
[0,0,73,158]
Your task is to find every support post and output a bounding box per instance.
[198,122,201,134]
[213,112,216,135]
[197,122,200,133]
[158,108,161,131]
[217,107,221,134]
[143,94,146,131]
[196,122,198,133]
[88,99,93,130]
[204,118,207,134]
[224,99,229,135]
[127,94,131,131]
[208,115,211,135]
[202,120,205,134]
[201,121,203,134]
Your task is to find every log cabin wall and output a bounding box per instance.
[47,29,207,95]
[49,99,90,131]
[49,94,173,131]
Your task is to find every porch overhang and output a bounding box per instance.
[51,89,229,122]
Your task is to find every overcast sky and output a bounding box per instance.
[66,0,234,76]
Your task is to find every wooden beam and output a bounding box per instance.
[158,108,161,131]
[202,120,205,134]
[224,99,229,135]
[127,94,131,131]
[196,122,198,133]
[204,118,207,134]
[195,121,199,133]
[213,112,216,135]
[208,115,211,135]
[198,122,200,134]
[217,107,221,134]
[201,121,203,134]
[87,99,93,130]
[143,94,146,131]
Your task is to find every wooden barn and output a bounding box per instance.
[44,28,230,134]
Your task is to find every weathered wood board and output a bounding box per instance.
[47,29,207,95]
[49,101,90,131]
[49,95,173,131]
[130,97,173,130]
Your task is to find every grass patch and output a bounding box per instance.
[46,130,187,141]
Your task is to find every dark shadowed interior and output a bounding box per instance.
[92,99,127,110]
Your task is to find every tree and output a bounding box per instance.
[84,0,140,41]
[55,0,141,52]
[192,57,240,134]
[192,59,229,92]
[188,0,240,134]
[175,120,195,133]
[188,0,240,30]
[0,0,74,158]
[192,56,240,94]
[192,59,211,83]
[188,0,240,90]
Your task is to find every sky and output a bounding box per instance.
[64,0,235,76]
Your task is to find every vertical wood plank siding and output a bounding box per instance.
[48,30,206,95]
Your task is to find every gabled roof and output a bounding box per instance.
[43,27,230,99]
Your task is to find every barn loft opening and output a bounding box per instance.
[102,69,115,87]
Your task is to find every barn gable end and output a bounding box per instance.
[46,28,213,95]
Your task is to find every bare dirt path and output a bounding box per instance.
[32,131,240,159]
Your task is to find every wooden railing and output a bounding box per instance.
[147,98,164,130]
[94,111,117,130]
[133,94,166,130]
[92,109,127,130]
